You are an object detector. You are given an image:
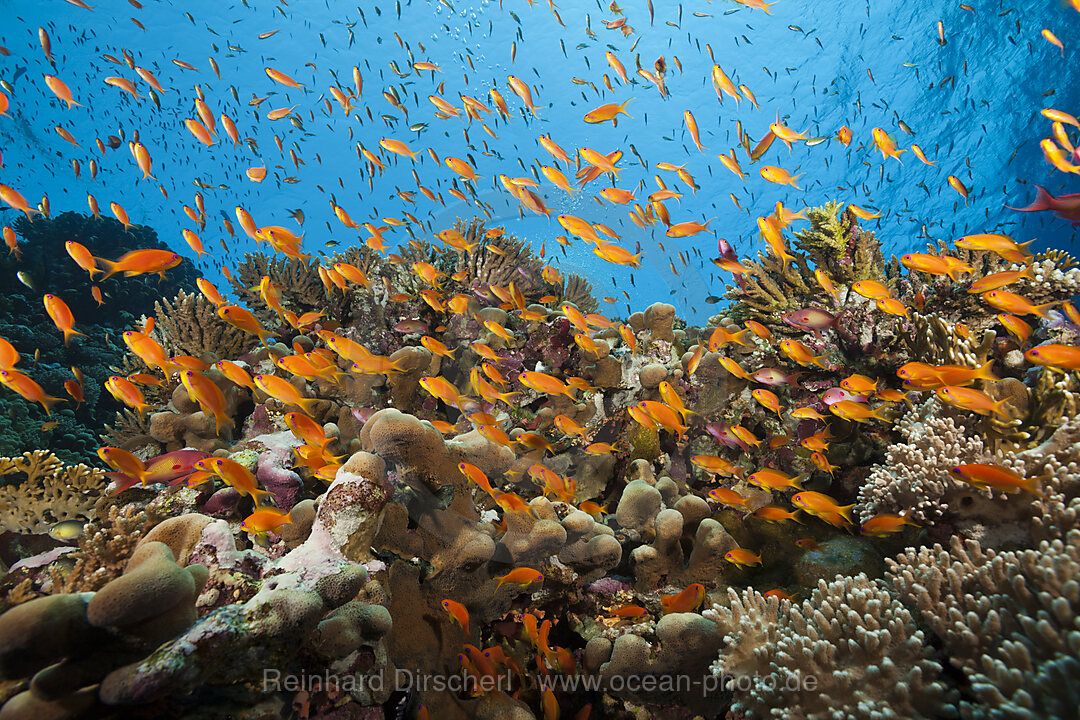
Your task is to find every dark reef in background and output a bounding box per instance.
[0,211,198,464]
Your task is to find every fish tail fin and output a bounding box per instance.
[251,487,275,504]
[39,395,65,416]
[297,397,323,416]
[791,510,804,525]
[106,472,142,496]
[62,328,88,346]
[976,359,1001,383]
[991,397,1016,419]
[791,473,809,490]
[838,503,856,523]
[95,257,122,281]
[214,412,235,437]
[732,328,754,347]
[1025,473,1050,498]
[1007,185,1052,212]
[870,406,893,423]
[1033,302,1057,318]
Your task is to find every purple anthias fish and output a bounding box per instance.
[782,308,836,334]
[705,421,749,451]
[821,387,869,406]
[751,368,801,387]
[1007,185,1080,224]
[717,237,738,263]
[108,448,210,495]
[393,319,429,334]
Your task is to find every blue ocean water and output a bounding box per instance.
[1,0,1077,322]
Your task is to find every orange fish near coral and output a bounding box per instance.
[494,567,544,590]
[725,548,763,567]
[0,370,63,414]
[860,513,919,537]
[97,249,181,280]
[661,583,705,614]
[241,507,293,533]
[441,599,470,635]
[1025,344,1080,371]
[950,464,1044,496]
[791,491,854,527]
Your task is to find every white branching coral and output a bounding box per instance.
[888,531,1080,720]
[858,401,1080,549]
[857,398,994,523]
[705,575,956,720]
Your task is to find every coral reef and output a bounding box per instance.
[0,213,197,465]
[2,205,1079,719]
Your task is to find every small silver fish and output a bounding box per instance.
[17,271,34,290]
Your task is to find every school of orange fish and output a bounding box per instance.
[2,0,1080,717]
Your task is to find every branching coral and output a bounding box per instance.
[888,531,1080,720]
[705,575,956,719]
[455,218,544,293]
[151,289,258,360]
[230,251,328,318]
[99,408,155,453]
[47,501,152,595]
[905,312,995,366]
[724,250,817,323]
[0,451,107,535]
[856,398,995,524]
[559,272,598,314]
[792,201,887,284]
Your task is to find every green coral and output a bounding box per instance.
[793,201,886,283]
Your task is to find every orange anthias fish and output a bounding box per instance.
[935,385,1014,418]
[725,548,763,567]
[706,487,748,509]
[747,468,805,492]
[97,249,182,280]
[753,506,801,524]
[1025,344,1080,371]
[897,360,999,390]
[584,99,632,126]
[791,491,855,527]
[0,370,63,414]
[660,583,705,614]
[950,464,1045,496]
[519,371,577,401]
[494,567,544,590]
[43,294,86,346]
[441,598,470,635]
[860,513,919,537]
[241,507,293,533]
[195,457,272,501]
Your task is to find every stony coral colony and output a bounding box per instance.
[0,199,1077,720]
